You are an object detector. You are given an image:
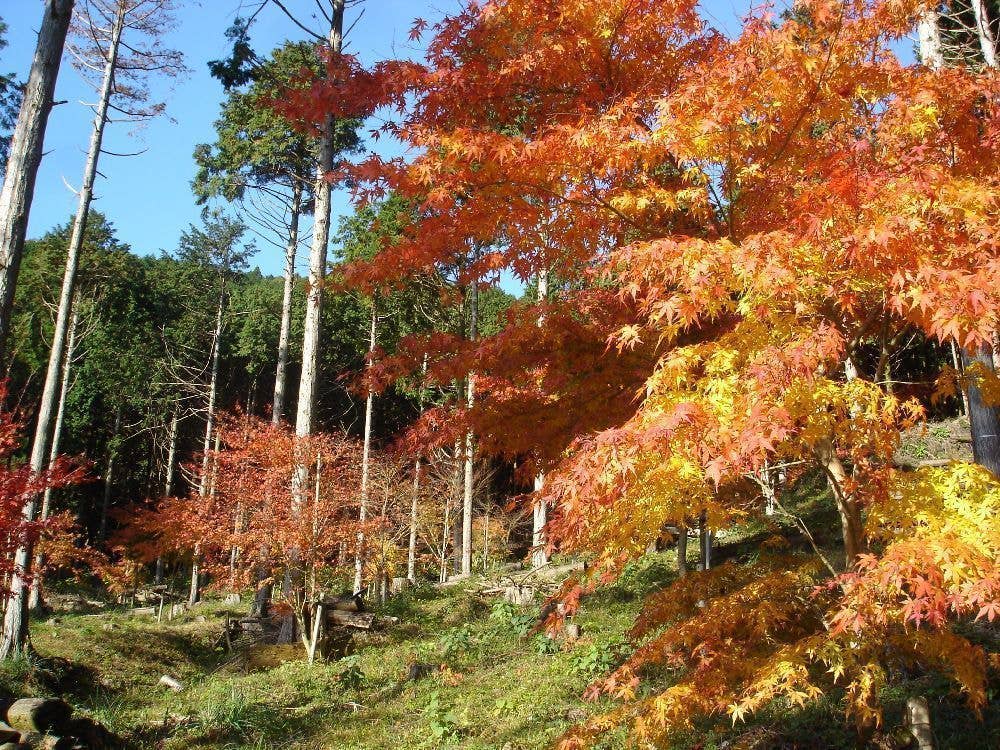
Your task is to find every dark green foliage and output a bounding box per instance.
[0,18,21,173]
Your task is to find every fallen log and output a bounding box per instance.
[4,698,72,734]
[327,610,376,630]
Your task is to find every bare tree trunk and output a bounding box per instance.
[155,408,179,585]
[293,1,344,440]
[972,0,998,68]
[1,7,123,658]
[961,345,1000,477]
[29,295,80,610]
[272,182,303,424]
[462,280,478,576]
[531,269,548,568]
[98,406,122,543]
[918,8,945,69]
[816,437,864,567]
[451,435,462,574]
[353,302,377,592]
[189,266,227,607]
[283,1,345,642]
[698,511,712,570]
[0,0,74,357]
[407,356,428,582]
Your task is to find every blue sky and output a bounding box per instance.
[1,0,754,277]
[3,0,461,275]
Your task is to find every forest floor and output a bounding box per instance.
[2,455,1000,749]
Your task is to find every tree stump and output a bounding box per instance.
[504,585,535,606]
[390,577,411,595]
[906,696,934,750]
[565,623,582,640]
[5,698,71,734]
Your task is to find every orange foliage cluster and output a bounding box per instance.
[278,0,1000,741]
[0,385,90,596]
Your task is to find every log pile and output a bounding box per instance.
[0,697,119,749]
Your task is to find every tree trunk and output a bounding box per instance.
[407,459,421,581]
[961,345,1000,477]
[353,302,377,593]
[407,355,427,582]
[462,280,478,576]
[972,0,998,68]
[98,407,122,543]
[918,8,945,69]
[0,0,74,357]
[283,0,345,642]
[293,1,344,439]
[451,435,462,574]
[29,295,80,610]
[2,7,123,658]
[189,262,227,607]
[155,408,179,585]
[272,181,303,424]
[531,269,549,567]
[816,437,865,567]
[698,511,712,570]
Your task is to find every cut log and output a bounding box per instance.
[327,610,376,630]
[158,675,184,692]
[5,698,71,734]
[127,606,155,617]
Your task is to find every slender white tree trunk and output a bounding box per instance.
[0,0,74,356]
[29,295,80,610]
[272,182,303,424]
[972,0,998,68]
[154,408,179,584]
[531,269,549,567]
[284,2,345,640]
[294,1,344,441]
[918,8,945,69]
[462,281,478,576]
[189,265,227,606]
[353,303,377,592]
[407,357,427,581]
[1,2,124,659]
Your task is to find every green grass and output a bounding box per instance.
[2,477,999,748]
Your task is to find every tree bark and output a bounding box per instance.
[154,408,179,585]
[98,406,122,543]
[189,257,228,607]
[0,0,74,357]
[531,269,548,568]
[272,181,303,424]
[462,280,478,576]
[1,2,123,660]
[29,295,80,610]
[407,356,427,581]
[972,0,998,68]
[918,8,945,69]
[283,0,345,642]
[353,302,377,593]
[816,437,865,567]
[961,345,1000,477]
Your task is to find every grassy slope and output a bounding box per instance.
[2,472,999,749]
